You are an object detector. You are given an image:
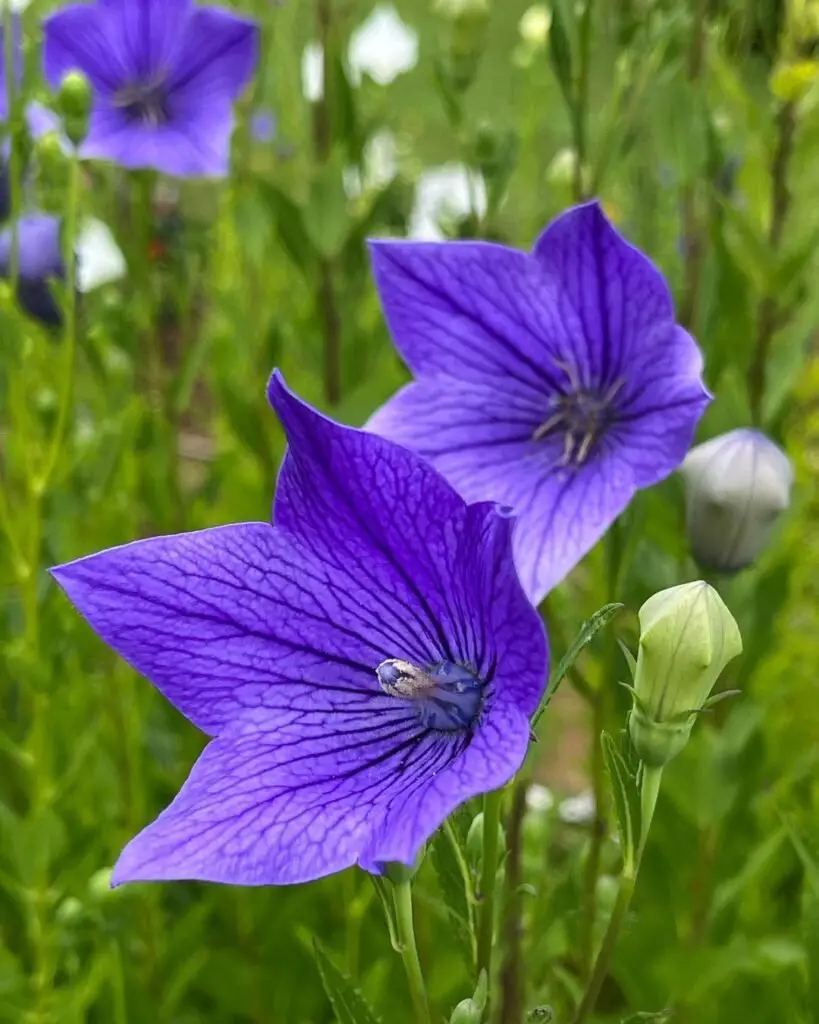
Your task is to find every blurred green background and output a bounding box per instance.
[2,0,819,1021]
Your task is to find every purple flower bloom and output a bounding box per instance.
[43,0,259,178]
[51,374,547,885]
[367,201,710,603]
[0,213,64,326]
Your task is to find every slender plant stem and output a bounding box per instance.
[678,0,708,331]
[499,779,528,1024]
[571,0,595,202]
[3,4,19,291]
[312,0,342,405]
[476,787,503,984]
[571,765,664,1024]
[392,880,432,1024]
[580,527,622,979]
[747,101,796,424]
[37,151,82,492]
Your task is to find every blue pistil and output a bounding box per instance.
[376,658,483,732]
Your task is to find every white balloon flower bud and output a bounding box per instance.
[628,582,743,767]
[680,428,793,572]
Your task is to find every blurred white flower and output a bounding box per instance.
[525,784,555,814]
[434,0,490,18]
[76,218,126,293]
[680,428,793,572]
[348,5,418,86]
[343,129,398,199]
[558,789,596,825]
[301,42,324,102]
[409,163,487,240]
[519,4,551,46]
[0,0,34,10]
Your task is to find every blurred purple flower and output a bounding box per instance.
[43,0,260,177]
[368,201,711,603]
[250,108,278,144]
[51,374,547,885]
[0,213,64,326]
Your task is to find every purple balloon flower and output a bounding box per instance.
[0,213,65,327]
[52,374,547,885]
[367,201,711,603]
[42,0,259,178]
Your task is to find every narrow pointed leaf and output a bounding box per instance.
[313,941,383,1024]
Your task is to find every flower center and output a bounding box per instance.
[532,377,624,466]
[114,81,170,128]
[376,658,483,732]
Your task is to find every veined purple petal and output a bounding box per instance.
[113,694,529,885]
[97,0,191,81]
[167,8,259,102]
[42,0,259,178]
[53,375,547,884]
[368,201,710,602]
[43,4,126,94]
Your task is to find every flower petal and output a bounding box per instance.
[97,0,191,81]
[368,376,636,602]
[167,7,259,102]
[51,523,428,737]
[43,4,125,94]
[533,201,679,386]
[76,217,127,292]
[81,102,234,177]
[269,372,547,714]
[113,693,529,885]
[368,238,588,392]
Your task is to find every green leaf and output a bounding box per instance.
[803,894,819,1020]
[304,152,352,260]
[617,639,637,681]
[548,0,575,108]
[256,181,317,276]
[531,603,623,727]
[620,1012,673,1023]
[217,380,277,475]
[710,827,787,920]
[313,941,383,1024]
[601,732,641,873]
[429,823,475,970]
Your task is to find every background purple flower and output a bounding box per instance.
[43,0,260,178]
[51,374,547,885]
[0,213,65,326]
[367,201,710,603]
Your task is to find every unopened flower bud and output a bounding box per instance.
[450,971,487,1023]
[57,71,92,147]
[466,811,506,870]
[628,582,742,767]
[436,0,491,57]
[680,429,793,573]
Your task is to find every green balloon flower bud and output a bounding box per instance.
[57,71,92,147]
[435,0,491,58]
[628,581,742,767]
[380,846,426,885]
[466,811,506,871]
[449,971,487,1023]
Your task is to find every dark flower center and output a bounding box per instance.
[533,374,625,466]
[114,81,170,128]
[376,658,483,732]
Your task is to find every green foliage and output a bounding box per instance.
[1,0,819,1022]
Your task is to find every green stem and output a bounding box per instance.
[392,881,431,1024]
[3,3,20,291]
[476,787,503,984]
[37,150,82,492]
[571,765,664,1024]
[571,0,595,202]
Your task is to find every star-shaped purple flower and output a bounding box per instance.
[367,201,711,603]
[52,374,547,885]
[43,0,259,178]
